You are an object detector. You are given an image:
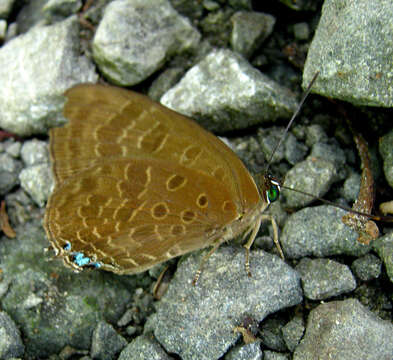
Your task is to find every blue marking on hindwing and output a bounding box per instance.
[62,242,102,269]
[72,252,91,267]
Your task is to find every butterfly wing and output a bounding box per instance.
[51,84,260,211]
[45,84,261,274]
[46,158,240,273]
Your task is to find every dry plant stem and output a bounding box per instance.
[153,265,170,299]
[233,326,257,344]
[0,200,16,238]
[341,114,379,244]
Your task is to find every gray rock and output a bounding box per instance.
[16,0,81,33]
[203,0,220,11]
[170,0,204,19]
[19,163,53,207]
[4,140,21,158]
[0,220,136,358]
[93,0,200,86]
[0,0,15,19]
[281,157,337,208]
[43,0,82,19]
[4,188,37,226]
[0,152,22,174]
[148,67,185,102]
[259,317,287,352]
[4,21,17,42]
[294,299,393,360]
[257,127,286,164]
[119,334,173,360]
[281,205,370,259]
[295,258,356,300]
[91,321,128,360]
[379,129,393,188]
[0,153,23,195]
[228,0,252,9]
[117,308,134,327]
[305,124,328,147]
[0,16,97,136]
[284,132,308,166]
[281,316,304,352]
[264,350,289,360]
[372,232,393,283]
[0,311,25,359]
[225,340,263,360]
[351,254,382,281]
[16,0,51,33]
[230,11,275,58]
[0,278,11,299]
[145,246,302,360]
[302,0,393,107]
[161,48,299,132]
[293,22,309,40]
[310,142,346,170]
[199,8,234,47]
[20,139,49,166]
[0,19,6,41]
[58,345,89,359]
[341,172,361,203]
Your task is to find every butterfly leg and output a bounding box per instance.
[243,216,262,277]
[192,242,221,286]
[243,215,284,277]
[260,214,284,259]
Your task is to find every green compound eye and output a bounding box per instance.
[266,184,279,203]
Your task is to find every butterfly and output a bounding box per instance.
[44,83,283,283]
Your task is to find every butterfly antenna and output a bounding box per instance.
[264,71,319,174]
[280,184,393,223]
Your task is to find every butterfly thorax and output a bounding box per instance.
[230,172,281,241]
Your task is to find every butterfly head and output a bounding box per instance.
[256,173,281,206]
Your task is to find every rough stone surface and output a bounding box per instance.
[0,221,137,358]
[0,311,25,359]
[118,334,173,360]
[281,316,304,352]
[351,254,382,282]
[282,157,337,208]
[294,299,393,360]
[281,206,370,259]
[0,16,97,136]
[90,321,128,360]
[259,317,287,352]
[93,0,200,86]
[302,0,393,107]
[295,258,357,300]
[225,340,263,360]
[0,0,15,19]
[372,232,393,283]
[379,129,393,188]
[20,139,49,166]
[145,246,302,360]
[264,351,290,360]
[161,48,299,132]
[19,163,53,207]
[230,11,275,58]
[0,153,22,195]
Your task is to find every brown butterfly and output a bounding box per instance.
[44,83,287,283]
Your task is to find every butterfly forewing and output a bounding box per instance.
[45,84,262,274]
[52,84,259,204]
